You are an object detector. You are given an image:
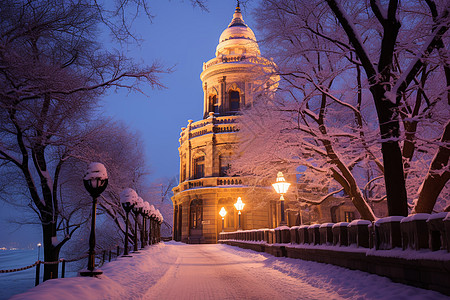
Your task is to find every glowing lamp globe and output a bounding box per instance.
[272,172,290,195]
[234,197,245,212]
[219,207,227,218]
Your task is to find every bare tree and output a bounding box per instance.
[0,0,164,280]
[246,0,449,215]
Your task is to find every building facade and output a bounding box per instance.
[171,3,279,243]
[171,3,377,244]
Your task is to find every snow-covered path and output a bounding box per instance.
[143,244,338,300]
[11,241,448,300]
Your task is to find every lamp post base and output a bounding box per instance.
[79,269,103,277]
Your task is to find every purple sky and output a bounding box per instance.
[0,0,258,248]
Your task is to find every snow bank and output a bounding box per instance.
[11,243,177,300]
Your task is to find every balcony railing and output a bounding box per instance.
[179,116,240,145]
[173,176,245,194]
[202,55,276,71]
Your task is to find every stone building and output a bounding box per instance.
[171,3,381,244]
[171,3,280,243]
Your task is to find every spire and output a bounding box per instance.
[229,1,246,28]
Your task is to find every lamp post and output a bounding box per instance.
[37,243,41,261]
[132,197,144,252]
[149,205,156,245]
[272,171,291,227]
[234,197,245,230]
[120,188,138,256]
[141,202,150,249]
[219,207,227,232]
[80,162,108,277]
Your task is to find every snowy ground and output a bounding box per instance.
[11,241,448,300]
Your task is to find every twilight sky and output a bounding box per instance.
[104,0,257,182]
[0,0,259,248]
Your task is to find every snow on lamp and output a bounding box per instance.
[81,162,108,277]
[234,197,245,230]
[120,188,138,256]
[272,171,290,226]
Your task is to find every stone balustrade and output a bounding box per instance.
[179,116,240,145]
[176,176,244,193]
[219,213,450,252]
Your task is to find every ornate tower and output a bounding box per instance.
[172,2,278,244]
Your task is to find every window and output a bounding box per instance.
[190,199,202,229]
[193,156,205,179]
[229,90,240,111]
[209,94,218,114]
[219,155,230,177]
[213,95,219,113]
[344,211,355,222]
[181,164,186,182]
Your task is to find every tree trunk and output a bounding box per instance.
[42,222,60,281]
[415,121,450,213]
[371,86,408,216]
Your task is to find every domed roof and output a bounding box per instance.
[216,3,260,57]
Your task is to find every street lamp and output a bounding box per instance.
[120,188,138,256]
[132,197,144,252]
[234,197,245,230]
[80,162,108,277]
[219,207,227,232]
[272,171,291,226]
[37,243,41,261]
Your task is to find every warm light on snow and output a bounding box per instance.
[10,242,448,300]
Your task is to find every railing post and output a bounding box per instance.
[35,261,40,286]
[109,250,112,262]
[61,259,66,278]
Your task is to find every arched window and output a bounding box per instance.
[209,94,218,114]
[193,156,205,179]
[229,90,240,111]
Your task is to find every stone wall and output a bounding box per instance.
[219,213,450,296]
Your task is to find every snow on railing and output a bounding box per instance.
[219,212,450,253]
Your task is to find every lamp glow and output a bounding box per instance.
[234,197,245,230]
[219,207,227,218]
[273,172,290,226]
[234,197,245,212]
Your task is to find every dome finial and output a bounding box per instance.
[236,0,241,12]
